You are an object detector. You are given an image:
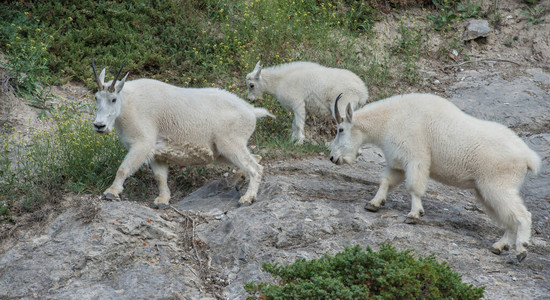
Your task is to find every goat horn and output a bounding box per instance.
[109,61,126,92]
[91,56,104,90]
[334,93,343,124]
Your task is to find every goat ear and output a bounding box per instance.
[346,103,353,122]
[115,72,129,93]
[99,68,106,85]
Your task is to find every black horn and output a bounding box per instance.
[91,56,104,90]
[334,93,343,124]
[109,61,126,92]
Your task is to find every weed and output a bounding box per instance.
[428,0,458,31]
[520,4,547,26]
[457,0,482,19]
[390,23,426,84]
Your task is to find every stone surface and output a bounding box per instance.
[1,68,549,299]
[463,19,491,41]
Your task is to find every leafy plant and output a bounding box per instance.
[520,4,547,26]
[457,0,482,19]
[245,244,485,299]
[428,0,458,31]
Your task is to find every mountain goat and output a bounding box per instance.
[329,93,541,262]
[91,60,274,207]
[246,61,369,144]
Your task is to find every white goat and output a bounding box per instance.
[91,60,274,207]
[329,93,541,262]
[246,61,369,144]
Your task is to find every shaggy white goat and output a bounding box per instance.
[92,60,274,207]
[329,93,541,262]
[246,61,369,144]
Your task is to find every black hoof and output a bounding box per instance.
[517,252,527,262]
[101,193,119,201]
[404,216,420,224]
[490,247,502,255]
[150,203,168,210]
[365,203,380,212]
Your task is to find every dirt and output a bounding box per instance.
[1,0,549,298]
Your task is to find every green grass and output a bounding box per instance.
[0,0,492,217]
[245,244,485,299]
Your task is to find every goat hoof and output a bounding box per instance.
[490,247,502,255]
[516,252,527,262]
[156,203,168,210]
[365,203,380,212]
[404,216,420,224]
[101,193,119,201]
[238,201,253,207]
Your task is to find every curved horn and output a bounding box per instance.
[91,56,104,90]
[334,93,343,124]
[109,62,126,92]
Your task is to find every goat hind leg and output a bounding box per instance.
[477,185,531,261]
[218,142,263,205]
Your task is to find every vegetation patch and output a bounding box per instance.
[0,0,516,216]
[245,244,485,299]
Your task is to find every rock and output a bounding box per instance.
[1,68,550,300]
[463,20,491,41]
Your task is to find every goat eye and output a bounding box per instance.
[338,128,344,133]
[111,98,117,103]
[249,84,254,89]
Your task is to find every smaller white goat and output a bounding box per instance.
[329,93,541,262]
[92,59,274,207]
[246,61,369,144]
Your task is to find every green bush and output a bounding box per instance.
[245,244,485,299]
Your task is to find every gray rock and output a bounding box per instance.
[1,68,549,300]
[463,20,491,41]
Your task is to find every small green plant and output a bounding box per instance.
[457,0,482,19]
[428,0,458,31]
[390,23,425,84]
[504,36,519,47]
[520,4,547,26]
[245,244,485,299]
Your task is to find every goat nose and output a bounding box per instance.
[330,156,334,162]
[94,123,106,131]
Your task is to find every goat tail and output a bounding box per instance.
[526,148,541,176]
[253,108,276,119]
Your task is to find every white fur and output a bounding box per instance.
[246,61,369,144]
[330,93,541,260]
[93,69,274,206]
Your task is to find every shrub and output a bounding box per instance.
[0,102,125,215]
[245,244,485,299]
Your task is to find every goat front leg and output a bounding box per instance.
[291,103,306,144]
[366,167,405,212]
[102,144,152,200]
[150,159,170,208]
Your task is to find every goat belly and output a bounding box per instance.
[154,142,214,166]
